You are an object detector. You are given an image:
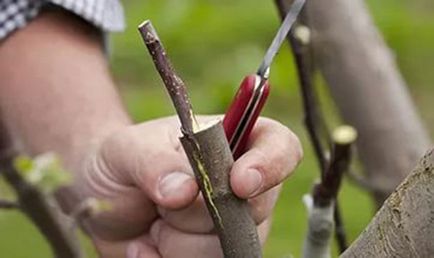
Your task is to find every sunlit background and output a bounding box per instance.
[1,0,434,257]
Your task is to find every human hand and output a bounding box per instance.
[73,116,302,258]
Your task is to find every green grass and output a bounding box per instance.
[0,0,433,257]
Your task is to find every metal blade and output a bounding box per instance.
[257,0,305,77]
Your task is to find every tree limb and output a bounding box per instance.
[0,123,82,258]
[0,199,19,209]
[138,21,198,134]
[138,20,261,258]
[275,0,329,172]
[303,0,432,206]
[342,149,434,257]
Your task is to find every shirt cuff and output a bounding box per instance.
[0,0,125,41]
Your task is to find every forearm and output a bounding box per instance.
[0,9,131,166]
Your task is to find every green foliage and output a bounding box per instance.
[0,0,433,257]
[14,153,72,194]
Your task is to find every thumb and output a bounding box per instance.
[98,122,199,210]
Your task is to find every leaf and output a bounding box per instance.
[14,153,72,194]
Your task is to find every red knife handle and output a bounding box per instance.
[223,74,270,159]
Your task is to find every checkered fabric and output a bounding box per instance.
[0,0,125,41]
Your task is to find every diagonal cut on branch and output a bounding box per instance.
[138,20,262,258]
[313,126,357,207]
[138,21,198,134]
[302,126,357,258]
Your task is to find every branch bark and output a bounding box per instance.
[0,122,81,258]
[0,199,19,209]
[303,0,431,206]
[342,149,434,257]
[139,20,261,258]
[181,122,262,258]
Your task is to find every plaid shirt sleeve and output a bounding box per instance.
[0,0,125,41]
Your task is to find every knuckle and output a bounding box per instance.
[288,129,304,164]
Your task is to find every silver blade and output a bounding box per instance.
[257,0,305,77]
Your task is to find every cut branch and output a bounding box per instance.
[139,20,261,258]
[313,126,356,207]
[138,21,198,134]
[301,125,356,257]
[181,122,262,258]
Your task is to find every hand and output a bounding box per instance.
[73,116,302,258]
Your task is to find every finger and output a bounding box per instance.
[126,236,161,258]
[157,185,280,234]
[230,118,303,198]
[93,238,131,258]
[98,119,199,210]
[149,219,270,258]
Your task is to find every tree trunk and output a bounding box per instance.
[341,148,434,257]
[279,0,431,206]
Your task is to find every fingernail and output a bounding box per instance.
[243,169,263,197]
[159,172,192,198]
[126,242,140,258]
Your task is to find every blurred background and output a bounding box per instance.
[1,0,434,257]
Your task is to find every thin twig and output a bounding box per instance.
[313,126,357,252]
[333,200,348,250]
[346,169,392,194]
[0,199,19,209]
[313,128,355,206]
[0,123,81,258]
[274,0,350,253]
[275,0,330,173]
[138,20,198,134]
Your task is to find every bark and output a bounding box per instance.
[138,20,198,134]
[138,21,261,257]
[341,149,434,257]
[0,122,81,258]
[302,195,333,258]
[181,122,261,258]
[279,0,431,206]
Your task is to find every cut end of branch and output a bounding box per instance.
[138,19,197,135]
[332,125,357,145]
[138,20,159,44]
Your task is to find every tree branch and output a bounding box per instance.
[0,199,19,209]
[138,20,262,258]
[274,0,350,253]
[342,149,434,257]
[0,123,81,258]
[313,126,356,207]
[275,0,329,172]
[346,169,393,195]
[301,126,356,258]
[138,21,198,134]
[303,0,431,206]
